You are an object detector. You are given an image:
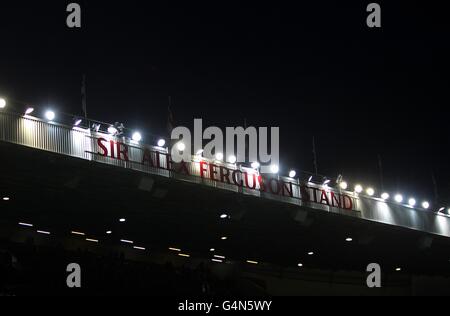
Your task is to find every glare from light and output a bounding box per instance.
[408,198,416,207]
[132,132,142,142]
[354,185,363,193]
[120,239,134,244]
[270,165,279,174]
[157,139,166,147]
[339,181,348,190]
[289,170,296,178]
[74,119,82,126]
[177,142,186,152]
[45,110,55,121]
[215,153,224,161]
[25,107,34,115]
[395,194,403,203]
[228,155,237,164]
[0,98,6,108]
[18,222,33,227]
[251,162,260,169]
[422,201,430,209]
[366,188,375,196]
[381,193,390,200]
[108,126,118,135]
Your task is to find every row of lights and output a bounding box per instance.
[3,98,449,213]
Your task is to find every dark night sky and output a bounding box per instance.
[0,1,449,204]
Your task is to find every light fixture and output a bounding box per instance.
[228,155,237,164]
[120,239,134,244]
[251,161,260,169]
[214,255,226,259]
[71,231,85,236]
[212,259,223,263]
[289,170,297,178]
[366,188,375,196]
[25,107,34,115]
[178,253,190,258]
[18,222,33,227]
[157,139,166,147]
[169,247,181,252]
[381,192,390,200]
[354,185,363,193]
[395,267,402,272]
[308,252,314,256]
[408,198,416,207]
[37,230,51,235]
[346,238,353,242]
[74,119,82,126]
[246,260,258,265]
[119,218,126,222]
[339,181,348,190]
[2,197,10,201]
[220,214,228,219]
[270,165,279,174]
[395,194,403,203]
[132,132,142,142]
[0,98,6,108]
[107,126,118,135]
[209,248,215,252]
[422,201,430,209]
[45,110,55,121]
[215,153,224,161]
[221,236,228,240]
[133,246,146,251]
[298,263,303,267]
[86,238,99,243]
[177,142,186,152]
[106,231,112,234]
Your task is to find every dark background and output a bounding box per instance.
[0,1,449,205]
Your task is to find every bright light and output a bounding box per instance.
[381,193,390,200]
[422,201,430,209]
[220,214,228,219]
[25,107,34,115]
[120,239,134,244]
[289,170,296,178]
[178,253,190,258]
[0,98,6,108]
[246,260,258,265]
[339,181,348,190]
[74,119,82,126]
[354,185,363,193]
[366,188,375,196]
[298,263,303,267]
[212,259,223,263]
[86,238,99,243]
[214,255,226,259]
[177,142,186,152]
[270,165,279,174]
[2,197,10,201]
[209,248,215,252]
[119,218,126,222]
[323,179,331,185]
[438,207,446,213]
[215,153,224,161]
[408,198,416,207]
[228,155,237,164]
[37,230,51,235]
[308,252,314,256]
[18,222,33,227]
[108,126,118,135]
[169,247,181,252]
[157,139,166,147]
[133,246,146,251]
[106,231,112,234]
[251,162,260,169]
[396,268,402,272]
[196,149,204,156]
[45,110,55,121]
[395,194,403,203]
[71,231,85,236]
[308,175,313,183]
[132,132,142,142]
[221,236,228,240]
[346,238,353,242]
